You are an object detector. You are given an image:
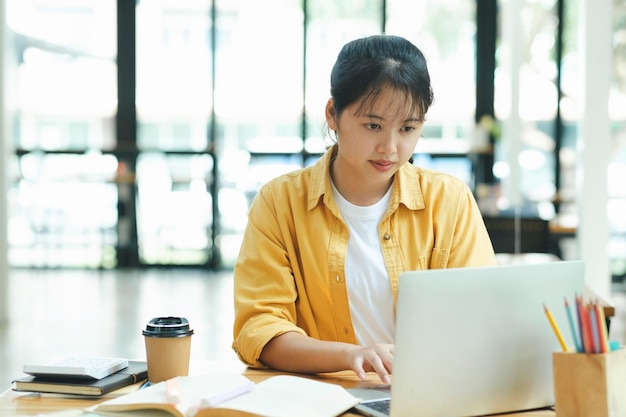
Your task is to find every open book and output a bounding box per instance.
[91,373,360,417]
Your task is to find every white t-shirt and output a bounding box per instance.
[331,182,395,346]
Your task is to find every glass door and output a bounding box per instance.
[6,1,118,268]
[135,0,215,266]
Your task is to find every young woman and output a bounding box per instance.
[232,34,496,383]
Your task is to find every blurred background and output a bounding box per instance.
[1,0,626,392]
[1,0,625,274]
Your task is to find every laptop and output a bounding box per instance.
[349,260,585,417]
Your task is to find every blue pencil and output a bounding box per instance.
[564,297,582,352]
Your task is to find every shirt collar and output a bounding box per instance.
[307,144,426,211]
[307,146,336,211]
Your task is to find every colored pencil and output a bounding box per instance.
[576,295,593,353]
[544,304,569,352]
[574,294,586,352]
[589,305,600,353]
[564,297,582,352]
[595,302,610,353]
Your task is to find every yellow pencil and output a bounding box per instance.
[544,304,569,352]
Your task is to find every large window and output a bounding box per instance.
[494,0,560,209]
[9,1,621,272]
[7,1,118,267]
[0,1,498,269]
[215,0,305,266]
[135,0,215,266]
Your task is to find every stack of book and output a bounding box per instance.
[12,361,148,396]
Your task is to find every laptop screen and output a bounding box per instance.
[389,261,584,417]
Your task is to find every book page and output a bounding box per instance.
[90,410,173,417]
[95,374,254,417]
[95,374,358,417]
[202,375,359,417]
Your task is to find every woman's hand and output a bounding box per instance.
[345,343,393,384]
[260,332,393,383]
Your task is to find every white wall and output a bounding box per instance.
[500,0,523,208]
[0,0,8,323]
[577,0,612,299]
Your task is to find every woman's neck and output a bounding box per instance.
[330,158,393,206]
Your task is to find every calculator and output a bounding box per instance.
[23,357,129,380]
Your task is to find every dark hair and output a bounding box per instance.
[330,35,434,121]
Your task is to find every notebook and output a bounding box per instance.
[349,260,585,417]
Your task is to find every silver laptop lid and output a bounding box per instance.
[391,260,585,417]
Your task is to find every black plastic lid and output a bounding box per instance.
[142,316,194,338]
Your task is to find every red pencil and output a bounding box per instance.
[576,295,594,353]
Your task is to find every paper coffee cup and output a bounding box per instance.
[143,316,194,383]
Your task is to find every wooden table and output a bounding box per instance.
[0,360,557,416]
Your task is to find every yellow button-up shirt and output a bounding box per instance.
[232,145,496,367]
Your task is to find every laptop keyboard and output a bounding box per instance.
[366,399,391,414]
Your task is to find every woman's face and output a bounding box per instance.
[326,87,424,202]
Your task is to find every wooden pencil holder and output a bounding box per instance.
[552,349,626,417]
